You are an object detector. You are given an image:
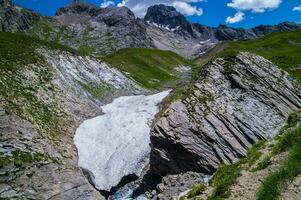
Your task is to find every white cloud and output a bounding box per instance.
[227,0,282,13]
[117,0,204,17]
[226,11,245,24]
[293,5,301,11]
[100,0,115,8]
[172,1,203,16]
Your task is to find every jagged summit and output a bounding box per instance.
[0,0,40,32]
[1,1,300,58]
[0,0,12,6]
[144,4,189,29]
[145,4,301,43]
[56,0,98,16]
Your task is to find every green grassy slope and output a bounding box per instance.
[103,48,191,90]
[0,31,77,70]
[0,31,71,151]
[256,112,301,200]
[218,30,301,83]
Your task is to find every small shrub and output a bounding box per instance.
[186,183,206,198]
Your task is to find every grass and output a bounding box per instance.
[200,140,265,200]
[0,31,78,70]
[256,124,301,200]
[217,30,301,84]
[206,112,301,200]
[103,48,191,90]
[0,150,44,167]
[78,81,116,99]
[0,31,81,154]
[253,112,301,171]
[78,44,93,55]
[180,183,206,200]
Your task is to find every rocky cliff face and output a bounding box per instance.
[0,0,40,32]
[30,2,154,55]
[150,52,301,176]
[144,4,194,38]
[0,107,101,199]
[145,4,301,41]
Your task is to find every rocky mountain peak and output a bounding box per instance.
[0,0,40,32]
[0,0,12,7]
[96,6,136,26]
[55,1,98,16]
[144,4,189,29]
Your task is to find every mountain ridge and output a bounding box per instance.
[1,1,301,199]
[145,4,301,41]
[1,0,300,58]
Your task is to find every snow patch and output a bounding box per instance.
[175,65,191,73]
[147,21,179,32]
[74,90,171,191]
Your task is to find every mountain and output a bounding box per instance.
[148,29,301,199]
[144,4,301,58]
[1,1,301,200]
[1,1,300,58]
[145,4,301,41]
[0,30,191,199]
[31,2,153,55]
[0,0,40,32]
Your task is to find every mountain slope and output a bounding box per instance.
[145,4,301,42]
[143,30,301,199]
[0,0,40,32]
[26,2,153,56]
[0,31,192,199]
[1,1,300,59]
[217,30,301,84]
[0,31,145,199]
[103,48,191,89]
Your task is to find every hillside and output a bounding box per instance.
[165,30,301,200]
[104,48,191,89]
[1,1,301,200]
[2,1,300,58]
[0,31,193,199]
[218,30,301,84]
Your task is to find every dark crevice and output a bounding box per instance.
[100,174,139,197]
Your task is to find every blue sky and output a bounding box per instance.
[12,0,301,28]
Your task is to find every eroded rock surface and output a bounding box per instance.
[0,48,144,199]
[150,52,301,175]
[0,108,101,199]
[0,0,40,32]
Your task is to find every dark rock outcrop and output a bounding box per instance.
[144,4,194,38]
[145,4,188,29]
[150,52,301,175]
[44,2,154,55]
[0,0,40,32]
[56,2,98,16]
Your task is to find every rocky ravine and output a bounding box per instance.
[150,52,301,177]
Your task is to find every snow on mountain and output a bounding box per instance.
[74,90,171,191]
